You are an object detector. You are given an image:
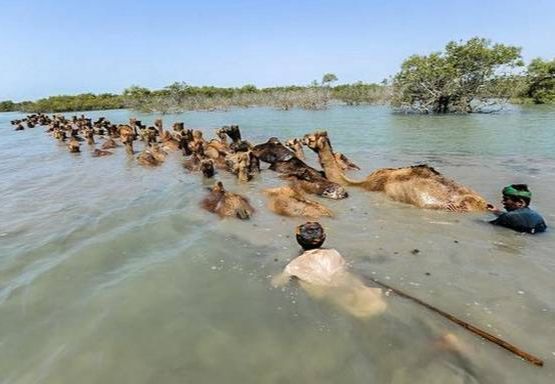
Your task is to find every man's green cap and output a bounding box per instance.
[502,185,532,199]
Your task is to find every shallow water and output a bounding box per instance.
[1,105,554,383]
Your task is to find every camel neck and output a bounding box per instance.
[316,142,344,183]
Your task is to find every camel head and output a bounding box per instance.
[68,137,81,153]
[302,131,330,153]
[146,126,158,144]
[190,140,205,157]
[173,122,185,133]
[285,138,305,159]
[149,144,167,162]
[321,183,349,200]
[192,130,204,142]
[211,181,225,194]
[226,151,258,182]
[220,125,242,143]
[154,118,163,132]
[215,127,229,142]
[200,159,215,178]
[182,129,193,142]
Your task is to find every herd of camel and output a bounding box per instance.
[11,113,489,220]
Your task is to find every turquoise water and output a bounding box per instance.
[0,105,554,383]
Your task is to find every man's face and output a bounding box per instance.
[502,195,524,211]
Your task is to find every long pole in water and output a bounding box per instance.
[363,276,544,367]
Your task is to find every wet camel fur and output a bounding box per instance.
[263,185,334,218]
[252,137,348,199]
[303,131,488,211]
[201,181,255,220]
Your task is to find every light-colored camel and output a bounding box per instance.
[101,138,119,149]
[225,151,260,182]
[159,130,180,152]
[263,185,333,218]
[204,130,231,163]
[285,138,305,160]
[67,137,80,153]
[137,145,166,166]
[303,131,488,212]
[201,181,254,220]
[118,124,134,140]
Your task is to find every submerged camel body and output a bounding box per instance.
[303,131,488,211]
[201,181,255,220]
[263,186,333,218]
[137,145,167,166]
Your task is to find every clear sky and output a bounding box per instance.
[1,0,554,101]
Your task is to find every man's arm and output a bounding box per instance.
[487,204,503,216]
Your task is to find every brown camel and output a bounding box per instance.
[172,122,185,135]
[180,129,194,156]
[137,152,161,166]
[118,124,134,140]
[263,185,333,218]
[225,151,260,182]
[84,128,95,145]
[92,148,113,157]
[220,125,252,152]
[137,145,166,166]
[122,135,135,155]
[252,138,348,200]
[200,159,216,178]
[67,137,80,153]
[204,128,231,159]
[201,181,254,220]
[101,138,119,149]
[159,130,180,152]
[183,148,216,177]
[285,138,305,160]
[303,131,488,211]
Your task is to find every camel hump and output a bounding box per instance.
[410,164,440,177]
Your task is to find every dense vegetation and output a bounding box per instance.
[392,38,555,113]
[0,78,389,114]
[0,93,124,113]
[1,38,553,114]
[523,58,555,104]
[392,38,524,113]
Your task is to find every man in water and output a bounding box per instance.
[487,184,547,234]
[272,222,387,318]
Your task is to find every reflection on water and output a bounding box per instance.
[0,106,554,383]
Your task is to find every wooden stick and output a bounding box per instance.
[363,275,544,367]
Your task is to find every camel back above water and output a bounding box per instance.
[345,164,488,212]
[303,131,487,212]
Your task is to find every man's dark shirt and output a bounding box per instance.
[490,207,547,234]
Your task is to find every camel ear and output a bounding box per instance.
[213,181,224,192]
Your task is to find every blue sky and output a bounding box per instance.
[1,0,554,101]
